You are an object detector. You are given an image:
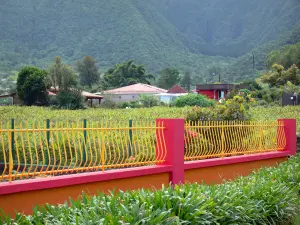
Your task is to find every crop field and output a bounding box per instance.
[0,106,299,131]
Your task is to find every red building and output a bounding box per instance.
[196,84,248,100]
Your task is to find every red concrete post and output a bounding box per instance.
[156,118,185,185]
[278,119,297,155]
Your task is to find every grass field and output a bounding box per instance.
[0,105,299,131]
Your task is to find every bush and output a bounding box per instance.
[251,87,282,103]
[139,94,160,108]
[173,94,215,107]
[55,89,85,110]
[4,155,300,224]
[186,95,251,122]
[119,101,141,109]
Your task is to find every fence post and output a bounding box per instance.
[277,119,296,155]
[128,119,133,157]
[83,119,87,163]
[46,119,50,164]
[156,118,185,185]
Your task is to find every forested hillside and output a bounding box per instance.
[1,0,300,84]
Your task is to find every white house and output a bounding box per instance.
[95,83,167,102]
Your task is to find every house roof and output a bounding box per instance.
[0,92,17,98]
[155,93,188,97]
[81,91,103,99]
[167,84,186,94]
[49,87,103,99]
[100,83,167,95]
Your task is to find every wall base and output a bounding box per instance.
[184,157,287,184]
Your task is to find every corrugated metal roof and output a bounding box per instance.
[99,83,167,95]
[49,87,103,99]
[81,91,103,99]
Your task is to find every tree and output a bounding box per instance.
[265,43,300,69]
[76,56,99,88]
[181,71,191,92]
[47,56,77,91]
[56,89,85,110]
[261,63,300,87]
[17,66,48,106]
[206,65,222,83]
[157,68,181,89]
[102,60,154,90]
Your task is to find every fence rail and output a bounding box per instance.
[184,121,286,161]
[0,120,166,182]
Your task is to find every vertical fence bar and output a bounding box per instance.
[259,122,263,153]
[101,130,105,172]
[46,119,50,164]
[128,119,133,157]
[11,119,15,159]
[83,119,87,163]
[221,121,225,158]
[8,119,14,182]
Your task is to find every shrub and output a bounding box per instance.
[119,101,141,109]
[251,87,282,104]
[3,155,300,224]
[55,89,85,110]
[139,94,160,108]
[186,95,250,122]
[173,94,215,107]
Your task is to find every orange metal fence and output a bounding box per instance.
[0,119,287,182]
[0,120,166,182]
[184,121,286,161]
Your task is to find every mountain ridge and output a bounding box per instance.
[0,0,300,83]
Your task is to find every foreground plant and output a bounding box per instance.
[1,155,300,225]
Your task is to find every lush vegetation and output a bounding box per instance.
[173,94,215,108]
[76,56,99,88]
[185,95,250,121]
[2,155,299,224]
[1,0,300,88]
[156,68,181,89]
[16,66,48,106]
[101,60,154,90]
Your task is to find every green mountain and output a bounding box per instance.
[226,23,300,81]
[1,0,300,85]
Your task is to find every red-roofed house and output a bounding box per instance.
[96,83,167,102]
[154,85,188,104]
[167,84,187,94]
